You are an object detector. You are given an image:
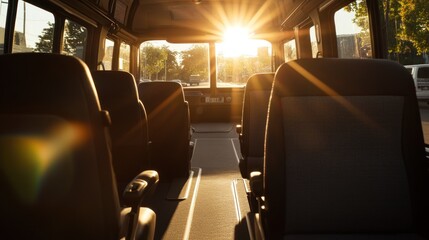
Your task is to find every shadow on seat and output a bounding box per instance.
[138,81,192,180]
[251,58,429,239]
[92,70,155,203]
[237,72,274,179]
[0,53,157,239]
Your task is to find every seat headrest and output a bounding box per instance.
[0,53,101,122]
[274,58,415,97]
[92,70,139,103]
[245,72,274,91]
[138,81,185,113]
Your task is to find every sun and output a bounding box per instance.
[218,26,254,58]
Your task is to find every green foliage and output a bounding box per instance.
[346,0,428,59]
[398,0,429,54]
[34,21,86,56]
[63,20,87,56]
[180,45,209,81]
[140,43,168,79]
[33,22,54,53]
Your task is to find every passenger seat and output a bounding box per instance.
[92,70,153,199]
[237,72,274,179]
[138,81,192,180]
[0,53,157,239]
[252,58,429,239]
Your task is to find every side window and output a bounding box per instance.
[0,1,7,54]
[13,0,54,53]
[119,42,130,71]
[376,0,428,141]
[334,0,372,58]
[62,19,87,60]
[417,67,429,79]
[101,38,114,70]
[284,39,297,62]
[309,26,318,58]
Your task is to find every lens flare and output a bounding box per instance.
[0,121,88,204]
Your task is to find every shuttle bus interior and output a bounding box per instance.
[0,0,429,239]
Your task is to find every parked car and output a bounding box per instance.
[170,79,188,87]
[405,64,429,102]
[139,78,152,84]
[189,74,201,86]
[405,64,429,90]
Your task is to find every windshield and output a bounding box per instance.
[139,39,272,88]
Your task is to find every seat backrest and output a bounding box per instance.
[263,58,429,238]
[92,70,150,195]
[239,72,274,178]
[138,81,191,180]
[0,53,121,239]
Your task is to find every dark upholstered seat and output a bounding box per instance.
[253,58,429,239]
[138,81,192,180]
[238,72,274,179]
[92,70,153,200]
[0,53,157,239]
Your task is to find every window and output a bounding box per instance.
[13,0,54,53]
[139,41,209,88]
[62,19,87,60]
[309,26,318,58]
[119,42,130,71]
[0,0,7,54]
[101,38,114,70]
[334,0,372,58]
[417,67,429,79]
[284,39,297,62]
[375,0,429,142]
[216,39,272,87]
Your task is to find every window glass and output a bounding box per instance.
[119,42,130,71]
[417,67,429,79]
[216,39,272,88]
[309,26,318,58]
[62,19,87,60]
[334,0,372,58]
[13,0,54,53]
[376,0,428,141]
[284,39,297,62]
[101,38,114,70]
[0,0,8,54]
[139,41,209,88]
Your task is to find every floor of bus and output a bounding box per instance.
[143,122,251,240]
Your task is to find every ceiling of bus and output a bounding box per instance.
[62,0,328,41]
[128,0,282,40]
[129,0,329,40]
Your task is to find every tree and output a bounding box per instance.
[33,22,54,53]
[344,1,372,55]
[398,0,429,54]
[140,43,168,80]
[157,46,180,80]
[63,20,87,56]
[180,45,209,81]
[346,0,428,63]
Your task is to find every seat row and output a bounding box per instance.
[239,58,429,239]
[0,52,192,239]
[91,70,192,192]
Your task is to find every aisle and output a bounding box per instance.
[145,123,250,240]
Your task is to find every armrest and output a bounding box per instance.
[122,170,159,211]
[134,170,159,188]
[236,124,242,134]
[249,171,263,198]
[189,141,195,159]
